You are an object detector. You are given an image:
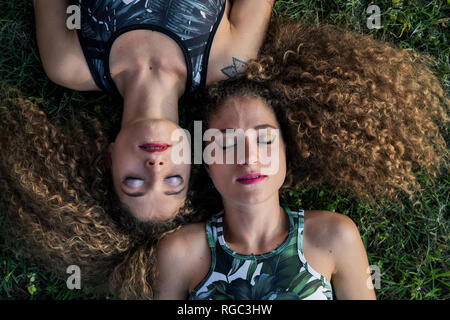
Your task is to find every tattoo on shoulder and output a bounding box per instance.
[221,57,248,79]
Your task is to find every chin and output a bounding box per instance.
[234,190,271,206]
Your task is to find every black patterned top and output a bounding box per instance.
[76,0,226,96]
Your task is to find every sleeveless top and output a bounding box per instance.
[75,0,226,96]
[189,206,333,300]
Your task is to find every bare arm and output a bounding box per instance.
[207,0,274,83]
[34,0,99,90]
[155,224,210,299]
[155,233,191,299]
[228,0,274,58]
[330,215,377,300]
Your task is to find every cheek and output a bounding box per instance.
[276,147,287,185]
[179,163,192,184]
[182,163,191,178]
[264,142,287,185]
[111,150,133,171]
[110,148,142,183]
[208,165,233,191]
[111,137,132,162]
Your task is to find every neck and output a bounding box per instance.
[116,68,185,128]
[221,194,288,255]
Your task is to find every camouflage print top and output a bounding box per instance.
[76,0,226,95]
[189,206,333,300]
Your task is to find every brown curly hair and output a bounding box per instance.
[198,19,448,204]
[0,87,200,299]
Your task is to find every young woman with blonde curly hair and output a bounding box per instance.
[1,19,448,299]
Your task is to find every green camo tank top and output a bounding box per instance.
[188,206,333,300]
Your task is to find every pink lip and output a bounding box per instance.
[139,143,169,153]
[236,173,267,185]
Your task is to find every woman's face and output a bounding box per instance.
[206,95,286,206]
[109,119,191,221]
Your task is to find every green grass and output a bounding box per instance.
[0,0,448,300]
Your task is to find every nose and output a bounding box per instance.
[145,158,165,170]
[242,135,259,165]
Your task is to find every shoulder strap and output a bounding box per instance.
[296,209,306,257]
[205,211,224,248]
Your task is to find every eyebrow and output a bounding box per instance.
[219,124,278,133]
[121,186,186,198]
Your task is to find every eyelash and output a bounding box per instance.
[165,175,182,180]
[221,143,236,150]
[219,136,275,149]
[257,137,275,144]
[125,176,143,182]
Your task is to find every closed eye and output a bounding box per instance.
[123,177,145,188]
[164,175,185,196]
[257,132,276,144]
[164,175,183,188]
[120,176,185,197]
[215,135,236,149]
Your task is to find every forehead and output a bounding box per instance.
[209,96,278,129]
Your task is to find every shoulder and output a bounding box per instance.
[304,210,360,242]
[157,222,211,278]
[155,222,210,298]
[157,222,208,261]
[305,210,367,277]
[303,210,362,262]
[303,211,375,299]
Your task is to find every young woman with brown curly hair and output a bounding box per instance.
[0,88,196,299]
[1,19,448,299]
[155,21,448,299]
[156,80,376,300]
